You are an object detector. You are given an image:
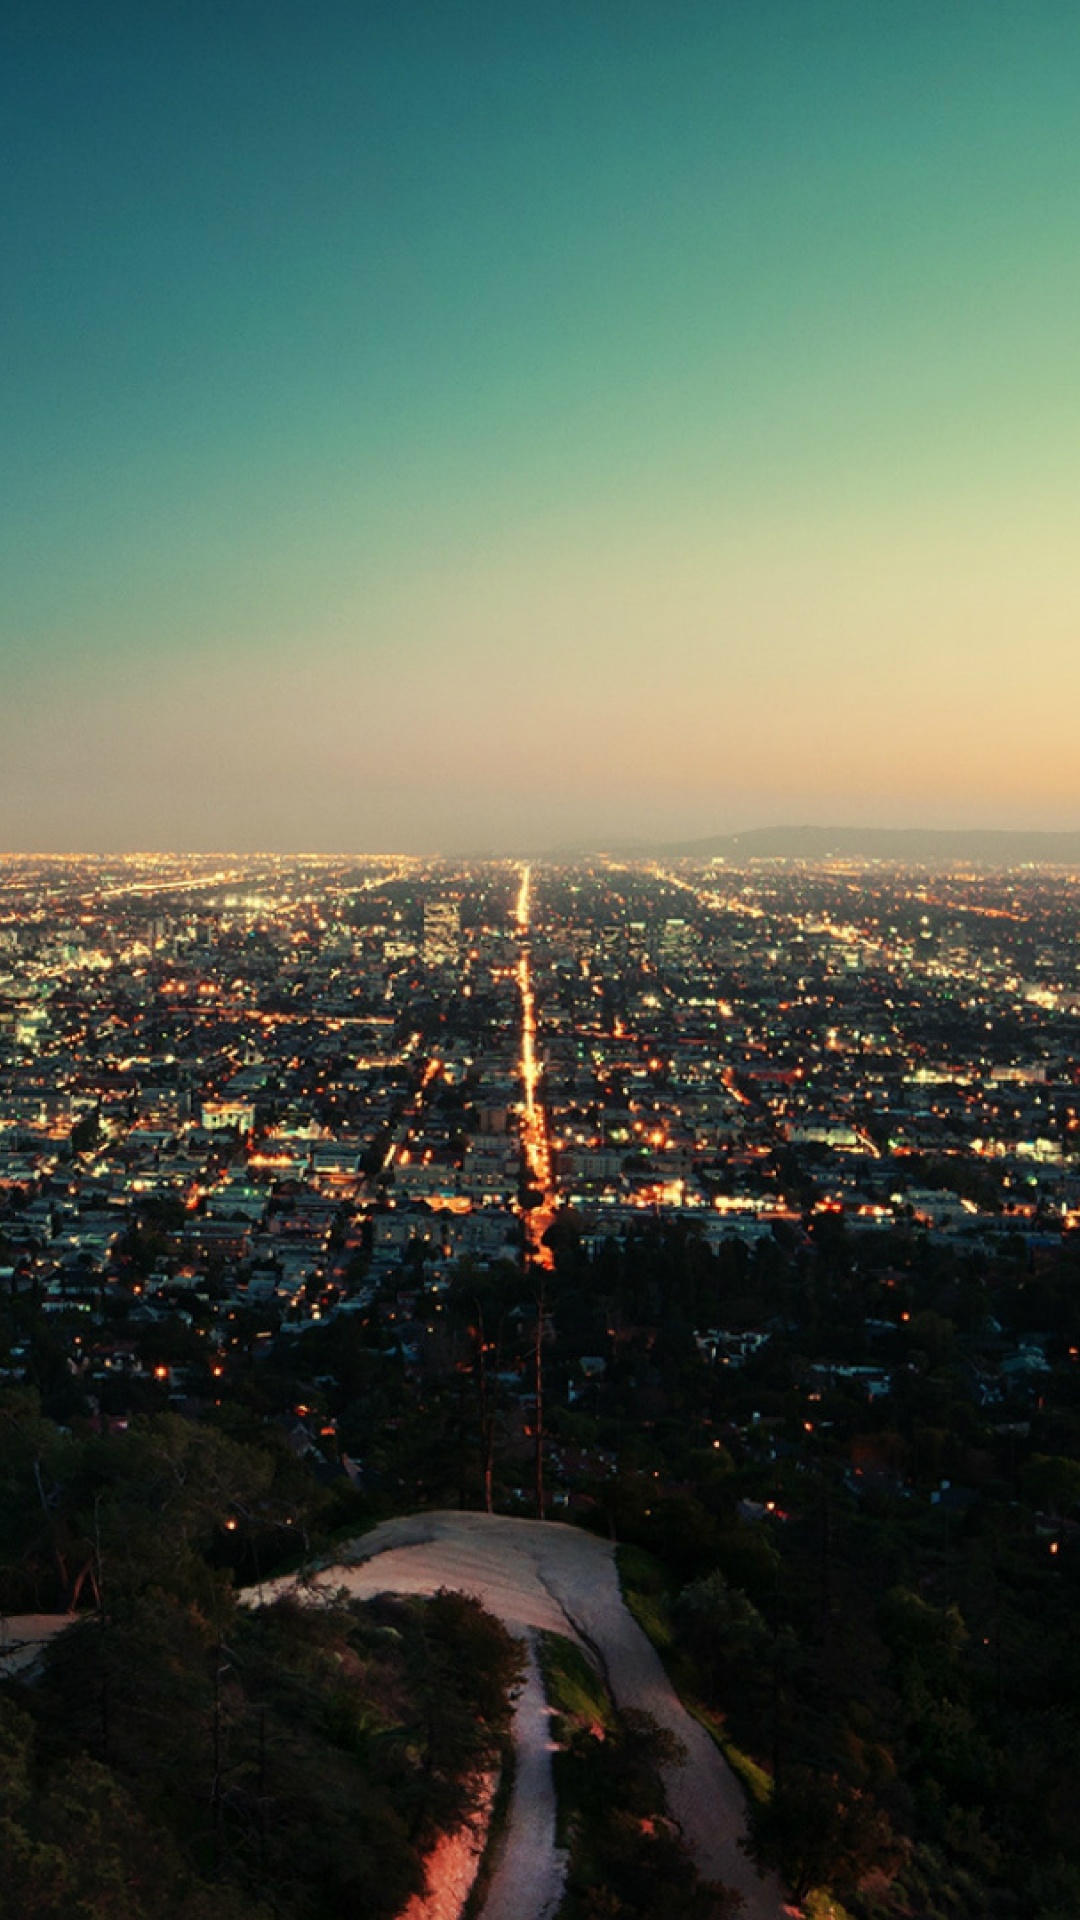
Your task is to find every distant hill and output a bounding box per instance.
[655,825,1080,865]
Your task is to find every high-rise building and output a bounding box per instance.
[659,916,695,969]
[423,899,461,968]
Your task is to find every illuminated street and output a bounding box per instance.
[514,865,556,1267]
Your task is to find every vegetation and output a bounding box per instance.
[537,1632,742,1919]
[7,1190,1080,1918]
[0,1389,523,1920]
[589,1221,1080,1920]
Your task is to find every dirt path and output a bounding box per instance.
[481,1632,568,1920]
[0,1613,76,1678]
[270,1512,790,1920]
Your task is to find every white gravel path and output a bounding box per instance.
[269,1512,791,1920]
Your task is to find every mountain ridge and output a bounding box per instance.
[618,825,1080,864]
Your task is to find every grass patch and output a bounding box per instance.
[715,1733,773,1808]
[539,1632,612,1731]
[537,1632,611,1850]
[615,1543,675,1652]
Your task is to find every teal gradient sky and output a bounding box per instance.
[3,1,1080,851]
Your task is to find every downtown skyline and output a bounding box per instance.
[4,1,1080,853]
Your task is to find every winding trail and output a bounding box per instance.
[264,1512,790,1920]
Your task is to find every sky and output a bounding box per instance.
[3,0,1080,853]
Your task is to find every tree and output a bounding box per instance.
[745,1765,895,1903]
[676,1569,767,1693]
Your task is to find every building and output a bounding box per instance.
[423,900,461,968]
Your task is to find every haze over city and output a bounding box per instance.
[4,2,1079,848]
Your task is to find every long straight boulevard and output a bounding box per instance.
[514,864,556,1267]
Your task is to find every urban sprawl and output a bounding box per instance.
[2,853,1079,1461]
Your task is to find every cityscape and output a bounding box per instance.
[3,853,1079,1298]
[2,851,1080,1916]
[6,2,1080,1916]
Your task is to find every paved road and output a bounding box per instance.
[276,1512,790,1920]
